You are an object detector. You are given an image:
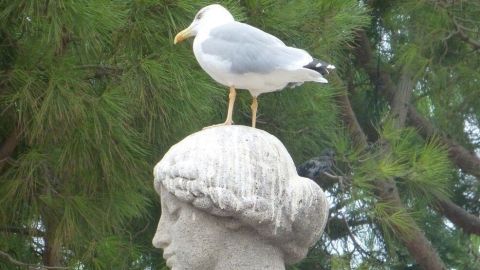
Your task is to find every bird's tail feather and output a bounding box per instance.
[313,76,328,83]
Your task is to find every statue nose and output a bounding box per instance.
[152,228,170,248]
[152,216,170,248]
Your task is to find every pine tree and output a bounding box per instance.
[0,0,223,269]
[1,0,479,269]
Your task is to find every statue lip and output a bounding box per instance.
[165,256,175,268]
[163,250,175,268]
[163,250,175,263]
[163,250,174,259]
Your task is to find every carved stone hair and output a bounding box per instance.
[154,126,328,263]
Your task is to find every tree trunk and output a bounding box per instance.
[43,215,62,267]
[0,125,20,172]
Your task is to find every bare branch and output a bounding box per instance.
[0,250,69,270]
[452,17,480,51]
[341,217,384,264]
[432,0,480,50]
[435,198,480,235]
[0,226,45,237]
[327,216,370,240]
[335,77,368,147]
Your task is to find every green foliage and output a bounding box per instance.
[0,0,478,269]
[1,0,368,268]
[374,202,416,238]
[406,137,453,199]
[0,0,225,268]
[331,255,352,270]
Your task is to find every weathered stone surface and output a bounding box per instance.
[152,126,328,269]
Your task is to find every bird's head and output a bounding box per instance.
[174,4,234,44]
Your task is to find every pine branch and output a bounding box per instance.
[75,65,124,78]
[340,216,383,263]
[349,30,447,270]
[0,226,45,237]
[453,17,480,51]
[435,198,480,235]
[373,180,446,270]
[352,30,480,181]
[434,0,480,51]
[336,77,368,148]
[337,87,447,270]
[327,217,371,240]
[350,30,480,238]
[0,250,69,270]
[54,26,72,57]
[407,108,480,180]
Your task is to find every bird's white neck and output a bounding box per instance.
[197,19,233,35]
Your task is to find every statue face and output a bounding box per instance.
[152,186,227,270]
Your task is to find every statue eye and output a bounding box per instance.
[169,207,180,221]
[162,201,180,221]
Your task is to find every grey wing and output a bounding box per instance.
[202,22,312,74]
[209,22,285,46]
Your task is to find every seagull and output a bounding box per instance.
[174,4,335,128]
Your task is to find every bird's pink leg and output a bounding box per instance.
[203,86,236,129]
[224,86,236,125]
[251,96,258,128]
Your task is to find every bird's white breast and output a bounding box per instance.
[193,33,233,85]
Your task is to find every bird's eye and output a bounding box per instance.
[196,12,203,20]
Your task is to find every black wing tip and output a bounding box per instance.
[304,59,336,76]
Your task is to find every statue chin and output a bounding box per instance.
[152,125,329,269]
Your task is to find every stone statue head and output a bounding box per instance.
[152,126,328,269]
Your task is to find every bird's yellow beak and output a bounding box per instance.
[174,27,193,44]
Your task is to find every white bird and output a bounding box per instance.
[174,4,335,128]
